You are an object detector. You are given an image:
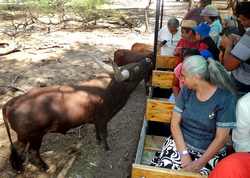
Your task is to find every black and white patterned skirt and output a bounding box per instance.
[151,137,227,175]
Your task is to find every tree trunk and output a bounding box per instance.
[144,0,151,32]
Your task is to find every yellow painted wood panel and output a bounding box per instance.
[146,99,174,123]
[132,164,207,178]
[156,55,179,70]
[152,70,174,89]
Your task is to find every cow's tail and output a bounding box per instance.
[2,104,14,146]
[2,104,24,171]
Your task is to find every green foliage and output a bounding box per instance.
[69,0,107,9]
[0,0,108,14]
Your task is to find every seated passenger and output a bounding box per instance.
[173,48,213,96]
[194,23,220,60]
[200,5,222,47]
[158,17,181,56]
[222,15,238,30]
[151,55,236,175]
[174,20,199,59]
[208,92,250,178]
[232,92,250,152]
[220,2,250,95]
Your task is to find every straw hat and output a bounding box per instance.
[181,20,197,28]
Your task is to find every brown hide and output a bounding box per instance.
[3,58,152,171]
[113,43,153,66]
[114,49,150,66]
[5,76,113,135]
[131,42,153,57]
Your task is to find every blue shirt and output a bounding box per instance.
[174,87,236,153]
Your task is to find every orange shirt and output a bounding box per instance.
[209,152,250,178]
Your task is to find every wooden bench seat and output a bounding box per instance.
[146,98,174,123]
[155,55,180,70]
[132,164,207,178]
[131,119,207,178]
[151,70,174,89]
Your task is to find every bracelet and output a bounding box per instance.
[179,150,189,156]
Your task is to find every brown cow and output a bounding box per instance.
[131,42,153,57]
[114,49,150,66]
[2,58,152,172]
[113,49,153,93]
[114,43,153,67]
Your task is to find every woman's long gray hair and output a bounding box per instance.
[183,55,236,94]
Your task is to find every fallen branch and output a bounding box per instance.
[0,46,20,56]
[57,156,76,178]
[57,142,82,178]
[0,43,9,47]
[120,16,134,28]
[11,74,22,86]
[0,85,25,93]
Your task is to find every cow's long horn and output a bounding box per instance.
[108,58,125,81]
[87,55,114,73]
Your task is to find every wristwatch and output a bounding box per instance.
[179,150,189,156]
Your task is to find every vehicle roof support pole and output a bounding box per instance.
[152,0,162,69]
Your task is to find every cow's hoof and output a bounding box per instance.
[104,144,110,151]
[40,162,49,171]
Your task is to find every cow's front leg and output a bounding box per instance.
[95,123,101,145]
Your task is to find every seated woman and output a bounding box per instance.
[173,48,214,97]
[208,92,250,178]
[151,55,236,175]
[200,5,222,47]
[158,17,181,56]
[173,48,200,97]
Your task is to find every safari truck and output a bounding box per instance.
[131,0,208,177]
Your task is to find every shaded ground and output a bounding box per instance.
[0,28,150,178]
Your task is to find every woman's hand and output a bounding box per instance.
[182,158,205,173]
[180,154,192,168]
[220,35,234,49]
